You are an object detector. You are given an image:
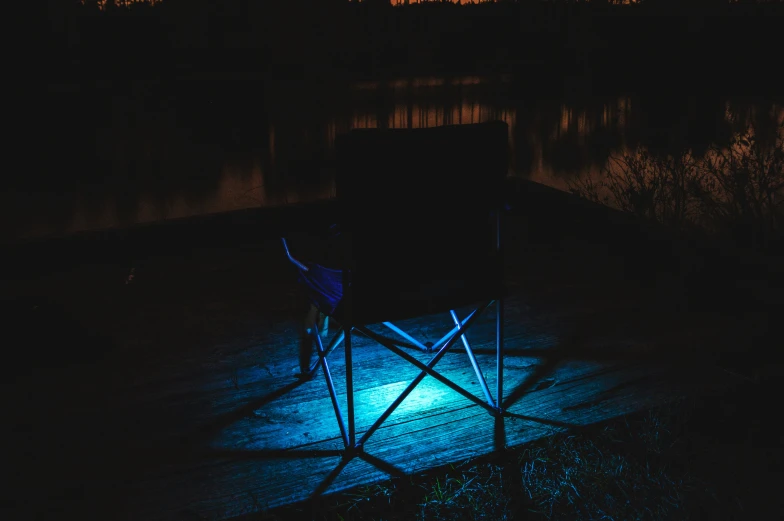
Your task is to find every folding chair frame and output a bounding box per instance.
[300,211,505,455]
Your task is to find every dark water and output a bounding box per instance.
[6,75,781,243]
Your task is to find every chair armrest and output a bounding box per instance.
[281,238,309,272]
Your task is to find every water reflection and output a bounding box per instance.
[6,76,782,242]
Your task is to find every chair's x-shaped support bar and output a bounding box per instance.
[381,310,491,354]
[311,300,501,451]
[380,322,431,351]
[356,315,498,414]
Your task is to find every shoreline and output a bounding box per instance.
[41,4,784,93]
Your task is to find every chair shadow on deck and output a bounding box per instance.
[173,278,759,508]
[176,273,714,506]
[180,373,409,502]
[181,376,578,505]
[196,446,408,502]
[176,328,604,506]
[165,288,769,516]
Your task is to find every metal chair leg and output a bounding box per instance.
[345,326,355,449]
[450,309,495,408]
[497,298,504,411]
[313,325,349,449]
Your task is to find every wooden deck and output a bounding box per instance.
[5,183,776,521]
[115,305,714,521]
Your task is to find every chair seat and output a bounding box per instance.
[331,253,504,325]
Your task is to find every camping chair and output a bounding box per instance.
[283,121,508,454]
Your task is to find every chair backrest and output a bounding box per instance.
[334,122,508,318]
